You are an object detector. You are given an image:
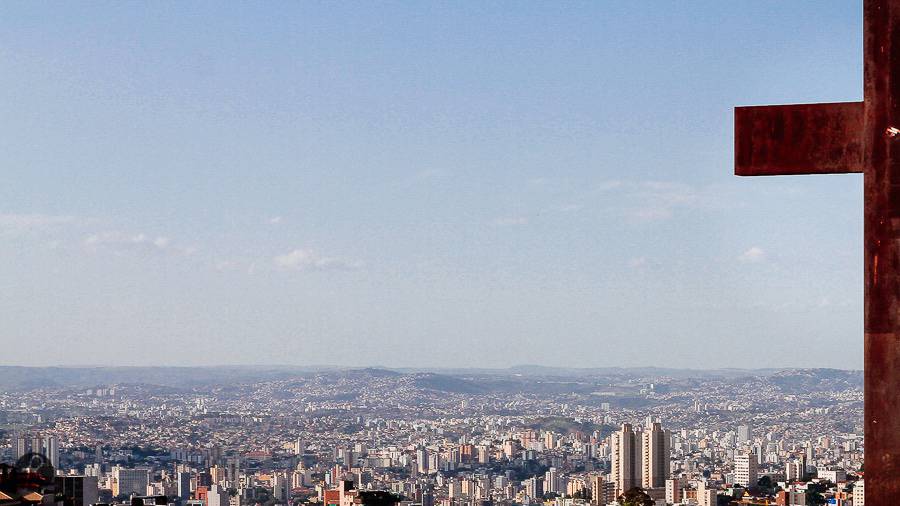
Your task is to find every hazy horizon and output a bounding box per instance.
[1,1,864,369]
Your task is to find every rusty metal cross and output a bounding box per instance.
[735,1,899,501]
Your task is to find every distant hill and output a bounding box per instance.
[0,364,861,391]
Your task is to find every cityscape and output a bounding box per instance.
[0,1,875,505]
[0,366,863,506]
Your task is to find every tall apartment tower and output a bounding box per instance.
[664,479,681,504]
[853,480,864,506]
[734,451,758,488]
[44,436,59,471]
[210,465,225,486]
[225,457,240,488]
[207,484,229,506]
[590,475,614,505]
[641,422,670,488]
[29,437,44,459]
[611,424,639,497]
[15,436,27,460]
[416,448,429,474]
[737,425,751,443]
[544,468,559,494]
[176,472,191,500]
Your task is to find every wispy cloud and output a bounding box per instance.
[0,213,76,230]
[632,207,672,223]
[84,232,172,255]
[414,168,444,181]
[488,216,529,227]
[274,249,358,271]
[623,181,722,225]
[596,180,622,191]
[738,246,766,263]
[267,216,284,224]
[627,256,648,268]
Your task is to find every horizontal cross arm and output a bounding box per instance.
[735,101,864,176]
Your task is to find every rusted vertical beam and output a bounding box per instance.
[864,0,900,502]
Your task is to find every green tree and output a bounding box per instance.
[617,487,653,506]
[573,488,592,501]
[806,490,827,506]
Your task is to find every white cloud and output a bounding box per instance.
[268,216,284,224]
[274,249,356,271]
[739,246,766,263]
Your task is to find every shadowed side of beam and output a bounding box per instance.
[735,102,865,176]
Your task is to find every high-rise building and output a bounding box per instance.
[545,468,559,494]
[225,458,240,488]
[15,435,45,461]
[664,479,680,504]
[272,473,290,501]
[55,476,99,506]
[524,476,542,499]
[210,465,225,486]
[641,422,670,489]
[207,484,229,506]
[786,458,806,482]
[544,432,558,449]
[697,481,716,506]
[416,448,428,474]
[30,437,43,458]
[113,468,150,497]
[590,475,606,505]
[738,425,752,443]
[177,472,191,500]
[853,480,864,506]
[448,480,462,500]
[611,424,639,497]
[293,438,305,455]
[15,436,27,460]
[43,436,59,470]
[734,452,758,488]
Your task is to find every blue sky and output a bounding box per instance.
[0,1,864,368]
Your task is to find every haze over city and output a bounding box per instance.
[0,2,864,369]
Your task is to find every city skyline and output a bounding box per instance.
[0,2,864,368]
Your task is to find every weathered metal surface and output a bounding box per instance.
[734,102,864,176]
[863,0,900,501]
[734,0,900,502]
